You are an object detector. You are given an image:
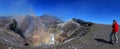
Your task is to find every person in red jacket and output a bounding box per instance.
[109,20,119,44]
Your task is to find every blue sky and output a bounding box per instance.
[0,0,120,24]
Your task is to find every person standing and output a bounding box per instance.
[110,20,119,44]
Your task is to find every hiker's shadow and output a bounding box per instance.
[94,38,111,44]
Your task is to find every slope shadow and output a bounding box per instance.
[94,38,111,44]
[14,28,26,39]
[7,26,26,39]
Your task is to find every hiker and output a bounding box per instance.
[109,20,119,44]
[7,19,17,31]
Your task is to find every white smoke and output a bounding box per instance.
[24,16,34,38]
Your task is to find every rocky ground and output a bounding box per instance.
[0,23,120,49]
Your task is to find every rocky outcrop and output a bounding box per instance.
[7,19,17,31]
[48,18,93,44]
